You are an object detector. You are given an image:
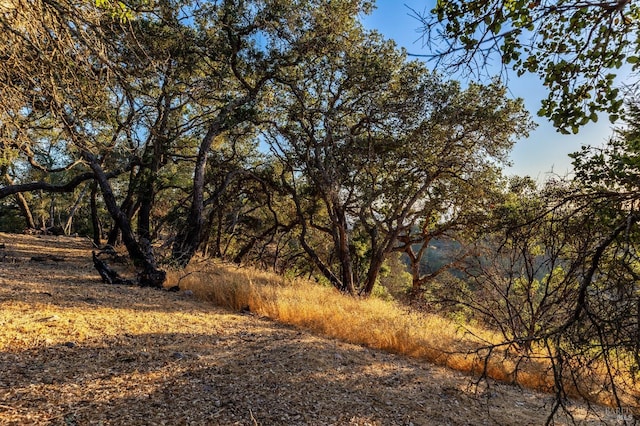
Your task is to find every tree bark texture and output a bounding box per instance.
[84,152,165,288]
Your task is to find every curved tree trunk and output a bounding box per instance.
[172,93,262,267]
[171,119,223,267]
[106,183,139,247]
[362,248,386,297]
[14,191,36,230]
[84,152,165,288]
[138,74,171,242]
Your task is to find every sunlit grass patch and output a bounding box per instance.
[165,259,559,393]
[165,259,640,410]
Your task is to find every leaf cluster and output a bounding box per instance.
[417,0,639,133]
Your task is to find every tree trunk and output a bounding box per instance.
[90,181,102,247]
[172,95,258,267]
[200,207,220,258]
[329,201,356,294]
[84,152,165,288]
[336,217,355,294]
[137,169,155,242]
[64,182,89,235]
[362,248,386,297]
[48,193,56,229]
[137,84,169,242]
[14,191,36,230]
[106,195,139,247]
[105,225,120,247]
[171,117,225,267]
[299,224,343,290]
[3,171,36,229]
[289,182,346,292]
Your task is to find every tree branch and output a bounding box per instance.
[0,167,130,199]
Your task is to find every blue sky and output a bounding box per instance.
[361,0,617,179]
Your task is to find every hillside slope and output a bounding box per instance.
[0,233,623,425]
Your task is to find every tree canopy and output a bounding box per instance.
[415,0,640,133]
[264,29,531,295]
[0,0,527,292]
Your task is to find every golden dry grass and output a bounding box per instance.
[0,233,629,424]
[167,259,640,412]
[166,261,559,393]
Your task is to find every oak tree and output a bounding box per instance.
[266,27,532,295]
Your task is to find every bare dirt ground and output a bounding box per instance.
[0,233,630,425]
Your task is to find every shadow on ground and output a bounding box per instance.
[0,328,585,426]
[0,233,623,425]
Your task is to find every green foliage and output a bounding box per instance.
[369,281,394,301]
[420,0,639,132]
[377,253,413,299]
[0,202,24,232]
[95,0,135,22]
[265,22,532,295]
[421,108,640,407]
[572,97,640,192]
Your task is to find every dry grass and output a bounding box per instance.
[0,233,628,425]
[167,261,559,393]
[167,259,640,412]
